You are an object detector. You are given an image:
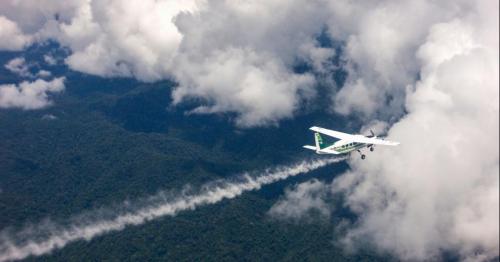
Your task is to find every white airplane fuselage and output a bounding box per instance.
[315,138,372,155]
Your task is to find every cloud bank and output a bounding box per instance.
[1,0,493,125]
[334,13,498,262]
[0,0,331,126]
[0,157,343,262]
[267,1,498,260]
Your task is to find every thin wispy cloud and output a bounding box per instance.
[0,157,344,262]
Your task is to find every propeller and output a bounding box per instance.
[366,129,375,138]
[368,129,376,151]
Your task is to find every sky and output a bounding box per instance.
[0,0,498,261]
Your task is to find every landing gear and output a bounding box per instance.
[357,149,366,160]
[370,147,374,152]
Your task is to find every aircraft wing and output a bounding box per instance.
[309,126,400,146]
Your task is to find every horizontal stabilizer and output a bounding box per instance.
[303,145,317,151]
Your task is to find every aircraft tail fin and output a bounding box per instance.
[314,132,328,149]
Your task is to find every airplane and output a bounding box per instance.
[303,126,400,159]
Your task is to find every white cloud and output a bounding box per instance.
[0,77,65,110]
[57,0,200,81]
[330,1,499,260]
[0,16,31,50]
[171,47,315,126]
[169,0,330,126]
[0,0,333,127]
[0,0,83,33]
[42,114,57,120]
[43,55,57,66]
[4,57,52,79]
[268,179,331,222]
[4,57,31,78]
[327,0,461,118]
[36,70,52,78]
[0,0,198,80]
[334,78,378,116]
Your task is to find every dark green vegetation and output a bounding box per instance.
[0,44,392,261]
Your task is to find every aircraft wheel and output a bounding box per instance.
[361,154,366,160]
[370,147,374,152]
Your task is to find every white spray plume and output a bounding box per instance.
[0,157,344,262]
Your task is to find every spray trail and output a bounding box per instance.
[0,157,345,261]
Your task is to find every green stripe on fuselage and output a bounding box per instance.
[332,142,365,153]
